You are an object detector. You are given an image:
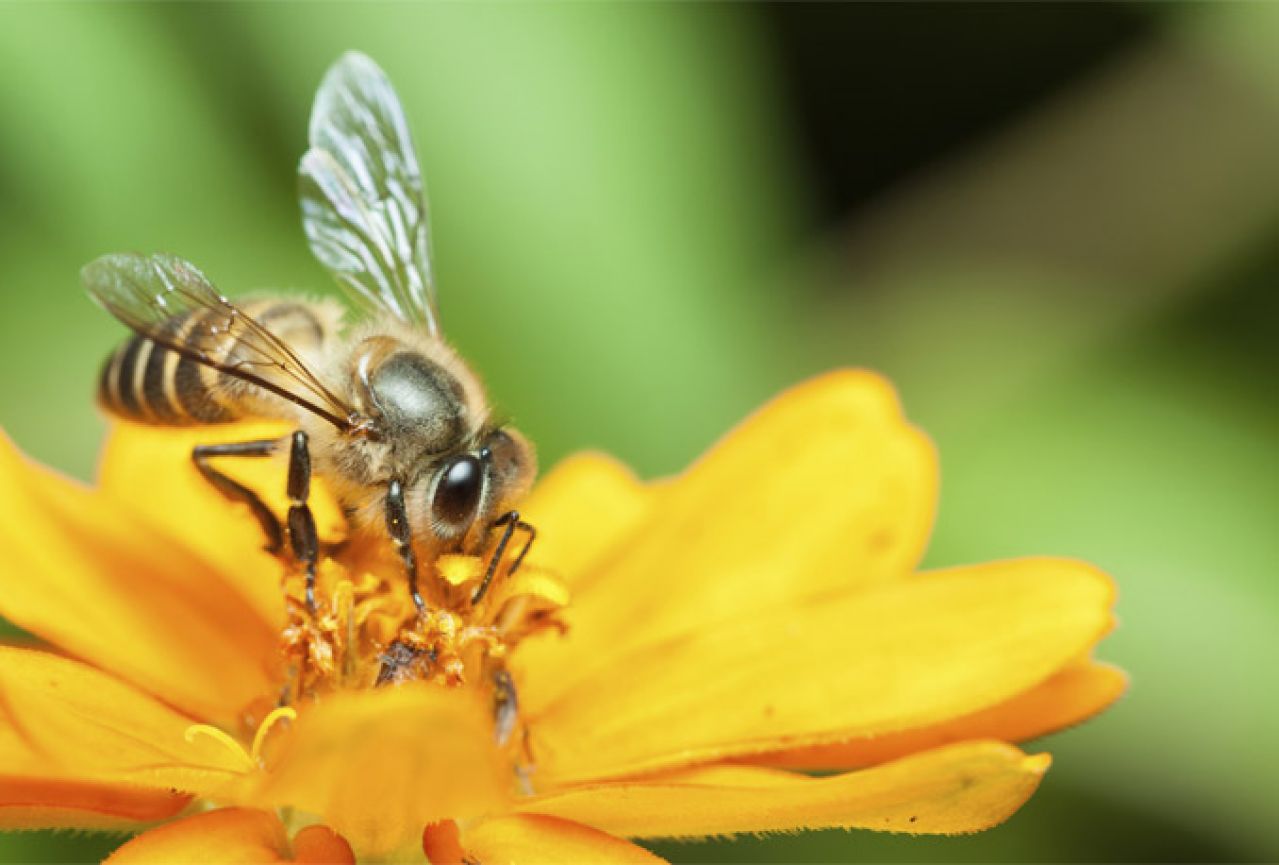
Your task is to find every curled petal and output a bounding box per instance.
[456,815,666,864]
[106,807,352,864]
[255,685,507,858]
[0,430,279,722]
[532,558,1114,783]
[518,370,938,712]
[490,567,570,620]
[751,659,1127,770]
[524,741,1049,838]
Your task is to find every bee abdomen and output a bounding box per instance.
[97,313,236,426]
[97,301,333,426]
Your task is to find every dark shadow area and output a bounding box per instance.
[762,3,1159,226]
[1157,221,1279,377]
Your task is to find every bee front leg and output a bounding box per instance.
[471,511,537,605]
[385,479,425,613]
[285,431,319,614]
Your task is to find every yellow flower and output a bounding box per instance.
[0,370,1123,863]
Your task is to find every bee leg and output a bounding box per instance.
[506,515,537,577]
[491,669,537,794]
[285,431,319,614]
[192,439,284,554]
[492,668,519,746]
[385,479,424,613]
[471,511,537,605]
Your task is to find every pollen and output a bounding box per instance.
[273,545,569,709]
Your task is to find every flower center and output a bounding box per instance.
[253,544,567,754]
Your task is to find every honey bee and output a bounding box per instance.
[86,52,536,619]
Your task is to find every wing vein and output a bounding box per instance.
[299,52,439,334]
[83,252,356,431]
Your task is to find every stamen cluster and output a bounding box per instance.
[274,551,567,707]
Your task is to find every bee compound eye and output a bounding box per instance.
[432,455,484,528]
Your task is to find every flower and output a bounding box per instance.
[0,370,1123,863]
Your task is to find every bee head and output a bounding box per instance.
[422,426,536,546]
[353,339,535,548]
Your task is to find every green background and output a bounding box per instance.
[0,3,1275,862]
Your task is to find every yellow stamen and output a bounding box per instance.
[184,724,255,773]
[334,578,357,682]
[183,707,298,776]
[251,706,298,765]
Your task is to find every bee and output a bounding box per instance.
[85,52,537,618]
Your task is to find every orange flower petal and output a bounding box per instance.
[519,452,651,588]
[98,421,346,627]
[522,741,1048,838]
[107,811,356,865]
[517,370,938,712]
[0,430,279,722]
[291,825,356,865]
[421,820,467,864]
[531,558,1114,783]
[0,777,190,831]
[0,646,250,795]
[459,815,666,864]
[750,659,1127,770]
[255,685,508,859]
[107,808,288,864]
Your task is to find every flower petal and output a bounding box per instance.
[0,646,250,795]
[0,430,280,722]
[255,685,508,859]
[106,808,288,864]
[517,370,938,712]
[291,825,357,865]
[749,659,1127,770]
[457,815,666,864]
[523,741,1048,838]
[519,452,651,588]
[97,421,345,627]
[531,558,1114,783]
[0,777,190,830]
[106,808,355,864]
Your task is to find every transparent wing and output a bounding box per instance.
[299,51,440,335]
[83,252,357,431]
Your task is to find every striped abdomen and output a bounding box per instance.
[97,301,332,426]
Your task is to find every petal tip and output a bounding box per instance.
[800,368,905,415]
[1022,751,1052,776]
[1055,557,1120,605]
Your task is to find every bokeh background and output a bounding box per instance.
[0,3,1276,862]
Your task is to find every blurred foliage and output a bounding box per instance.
[0,2,1276,863]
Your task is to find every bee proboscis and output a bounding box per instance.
[87,52,537,623]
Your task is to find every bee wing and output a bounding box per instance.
[299,51,440,335]
[83,252,357,431]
